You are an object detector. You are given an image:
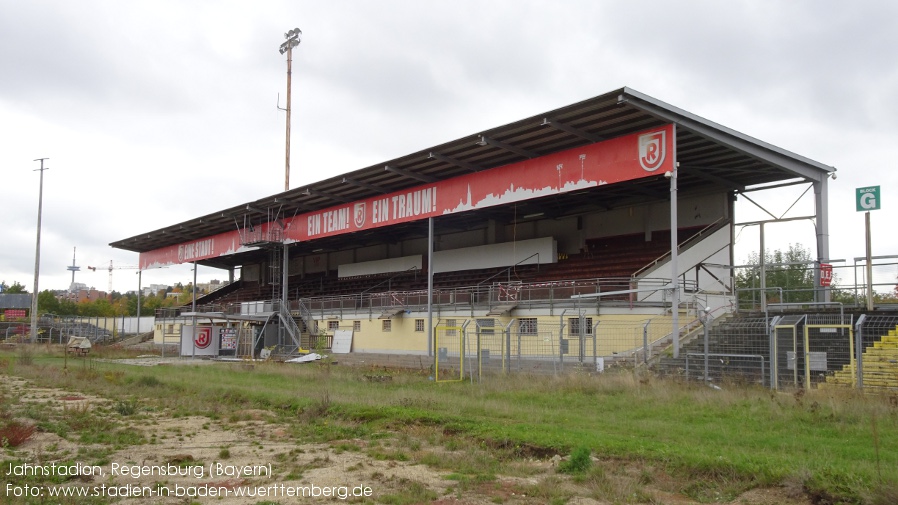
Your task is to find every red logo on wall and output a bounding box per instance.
[638,130,667,172]
[194,327,212,349]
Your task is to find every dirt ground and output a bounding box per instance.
[2,364,815,505]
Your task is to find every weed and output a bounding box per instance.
[133,374,163,387]
[378,479,438,504]
[114,398,139,416]
[519,476,572,504]
[219,447,231,459]
[17,345,34,366]
[869,481,898,505]
[103,370,125,383]
[558,446,592,474]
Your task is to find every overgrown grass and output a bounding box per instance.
[2,346,898,503]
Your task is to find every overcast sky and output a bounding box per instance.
[2,0,896,295]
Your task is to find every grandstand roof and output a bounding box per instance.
[111,87,835,270]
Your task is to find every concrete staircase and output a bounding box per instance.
[823,326,898,393]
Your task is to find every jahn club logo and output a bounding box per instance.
[354,202,366,228]
[638,130,667,172]
[194,327,212,349]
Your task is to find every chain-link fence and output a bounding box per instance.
[771,313,853,390]
[432,317,679,381]
[675,316,769,385]
[820,315,898,393]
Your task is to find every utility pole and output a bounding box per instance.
[31,158,49,344]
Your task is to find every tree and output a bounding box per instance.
[2,281,29,294]
[37,290,60,314]
[735,244,816,302]
[58,298,79,316]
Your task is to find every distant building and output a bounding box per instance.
[142,284,169,297]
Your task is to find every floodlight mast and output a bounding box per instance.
[31,158,49,344]
[279,27,301,192]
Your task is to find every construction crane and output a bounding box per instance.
[87,260,140,294]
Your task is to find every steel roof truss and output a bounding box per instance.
[477,135,538,159]
[428,152,482,173]
[541,118,606,143]
[681,165,746,192]
[341,177,389,194]
[303,188,353,204]
[384,165,439,183]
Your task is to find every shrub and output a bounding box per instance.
[558,446,592,474]
[1,421,37,447]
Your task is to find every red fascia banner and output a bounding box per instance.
[140,124,674,268]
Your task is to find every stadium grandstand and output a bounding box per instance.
[111,86,857,382]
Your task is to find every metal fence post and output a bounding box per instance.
[504,320,514,374]
[593,320,601,371]
[642,320,650,364]
[855,314,866,390]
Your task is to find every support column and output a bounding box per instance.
[814,178,831,302]
[670,123,680,359]
[427,217,434,357]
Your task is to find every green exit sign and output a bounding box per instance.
[856,186,881,211]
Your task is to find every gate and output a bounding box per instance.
[802,323,855,389]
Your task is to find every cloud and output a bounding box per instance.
[1,0,896,293]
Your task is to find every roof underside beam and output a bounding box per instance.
[342,176,389,194]
[541,118,606,143]
[681,164,746,192]
[385,165,438,183]
[429,151,482,172]
[303,188,353,204]
[477,135,538,159]
[272,197,311,212]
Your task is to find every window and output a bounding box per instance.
[328,320,340,331]
[519,318,538,335]
[569,317,594,336]
[353,321,361,332]
[446,319,456,337]
[415,319,425,332]
[476,318,495,334]
[166,324,174,334]
[382,320,392,332]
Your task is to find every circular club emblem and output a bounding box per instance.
[194,327,212,349]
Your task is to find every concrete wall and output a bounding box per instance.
[339,255,423,278]
[432,237,556,273]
